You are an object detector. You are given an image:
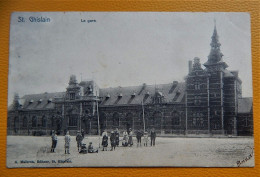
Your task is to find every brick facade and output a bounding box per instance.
[7,25,253,136]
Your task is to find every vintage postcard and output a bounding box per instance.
[7,12,254,167]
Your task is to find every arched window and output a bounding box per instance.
[32,116,37,127]
[14,117,19,129]
[151,111,161,128]
[126,113,133,130]
[99,112,107,131]
[23,117,27,127]
[68,108,78,127]
[112,112,119,127]
[51,116,55,127]
[42,116,47,127]
[172,111,180,126]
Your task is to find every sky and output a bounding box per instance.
[8,12,252,105]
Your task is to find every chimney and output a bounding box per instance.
[188,60,192,73]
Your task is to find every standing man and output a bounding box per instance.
[110,131,116,151]
[76,131,83,152]
[81,129,85,139]
[51,130,58,153]
[136,129,143,147]
[150,128,156,146]
[115,128,120,147]
[128,128,133,147]
[64,131,71,154]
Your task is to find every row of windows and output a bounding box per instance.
[191,113,204,127]
[14,116,55,128]
[187,83,207,90]
[72,112,182,127]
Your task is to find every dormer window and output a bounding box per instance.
[145,91,150,96]
[29,99,34,103]
[131,92,136,97]
[48,98,52,103]
[38,99,42,103]
[106,94,110,99]
[173,90,181,101]
[138,83,147,95]
[118,93,123,98]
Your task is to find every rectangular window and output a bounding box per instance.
[194,96,201,105]
[69,115,78,126]
[193,117,196,126]
[70,93,75,100]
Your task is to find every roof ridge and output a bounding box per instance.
[21,91,65,98]
[100,82,184,90]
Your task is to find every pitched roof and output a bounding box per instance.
[238,97,253,113]
[20,92,65,110]
[99,82,186,106]
[9,82,186,111]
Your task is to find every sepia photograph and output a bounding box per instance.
[7,12,254,167]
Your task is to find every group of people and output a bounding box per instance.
[101,128,157,151]
[50,128,157,154]
[51,129,97,154]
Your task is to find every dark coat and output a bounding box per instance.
[136,131,143,139]
[102,135,108,147]
[110,133,116,147]
[151,131,156,139]
[115,131,120,145]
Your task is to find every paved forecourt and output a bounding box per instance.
[6,136,254,167]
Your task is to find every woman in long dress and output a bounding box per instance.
[122,131,128,147]
[102,130,108,151]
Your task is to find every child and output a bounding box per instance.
[64,131,71,154]
[143,131,149,147]
[122,131,129,147]
[79,143,88,154]
[88,142,98,153]
[102,130,108,151]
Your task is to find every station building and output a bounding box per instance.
[7,25,253,136]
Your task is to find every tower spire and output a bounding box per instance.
[204,20,224,65]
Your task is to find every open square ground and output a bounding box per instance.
[6,136,254,167]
